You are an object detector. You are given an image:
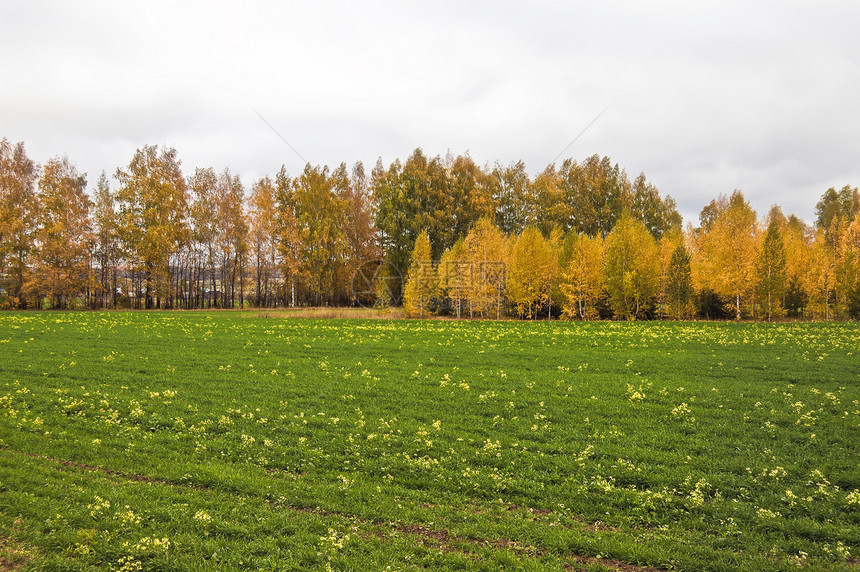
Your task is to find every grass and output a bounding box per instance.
[0,311,858,571]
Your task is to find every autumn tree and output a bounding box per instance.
[247,176,280,306]
[437,238,469,318]
[532,165,570,236]
[115,145,188,309]
[545,227,565,317]
[373,150,448,272]
[665,244,694,319]
[213,169,248,307]
[188,167,219,307]
[560,155,629,237]
[507,227,556,319]
[697,195,728,231]
[837,212,860,318]
[92,172,121,308]
[25,157,92,308]
[6,138,852,320]
[374,150,508,302]
[286,164,350,305]
[603,215,660,320]
[560,233,604,320]
[403,231,435,317]
[372,158,411,300]
[448,153,495,243]
[629,173,682,240]
[655,234,675,317]
[462,217,508,318]
[490,160,533,235]
[696,191,759,319]
[274,168,302,306]
[815,185,859,244]
[782,215,811,317]
[0,139,39,307]
[765,204,787,229]
[342,162,380,290]
[755,220,787,321]
[805,231,837,320]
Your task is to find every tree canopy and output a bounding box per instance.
[2,135,859,321]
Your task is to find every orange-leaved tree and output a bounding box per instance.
[115,145,188,309]
[26,156,93,308]
[0,139,39,307]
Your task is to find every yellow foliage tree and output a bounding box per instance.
[603,215,660,320]
[755,220,787,321]
[507,227,556,319]
[697,191,759,319]
[248,176,280,307]
[560,234,604,320]
[782,216,812,317]
[656,232,685,318]
[805,231,837,320]
[462,218,508,319]
[837,212,860,318]
[665,243,695,320]
[403,231,435,317]
[437,239,469,318]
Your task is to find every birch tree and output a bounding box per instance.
[92,172,120,308]
[560,233,604,320]
[462,218,508,318]
[782,215,812,317]
[666,244,694,320]
[837,212,860,318]
[697,191,759,319]
[491,161,533,235]
[248,176,280,307]
[815,185,859,245]
[507,227,555,319]
[0,139,39,307]
[215,168,248,307]
[115,145,188,309]
[26,157,92,308]
[603,215,660,320]
[755,220,787,321]
[805,231,837,320]
[403,231,435,317]
[188,167,219,307]
[437,239,469,318]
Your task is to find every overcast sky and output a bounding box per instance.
[2,1,859,225]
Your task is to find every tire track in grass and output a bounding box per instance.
[0,534,36,571]
[371,524,665,572]
[11,448,207,489]
[6,447,667,571]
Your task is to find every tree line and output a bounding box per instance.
[1,137,858,320]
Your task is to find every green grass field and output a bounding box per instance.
[0,312,858,571]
